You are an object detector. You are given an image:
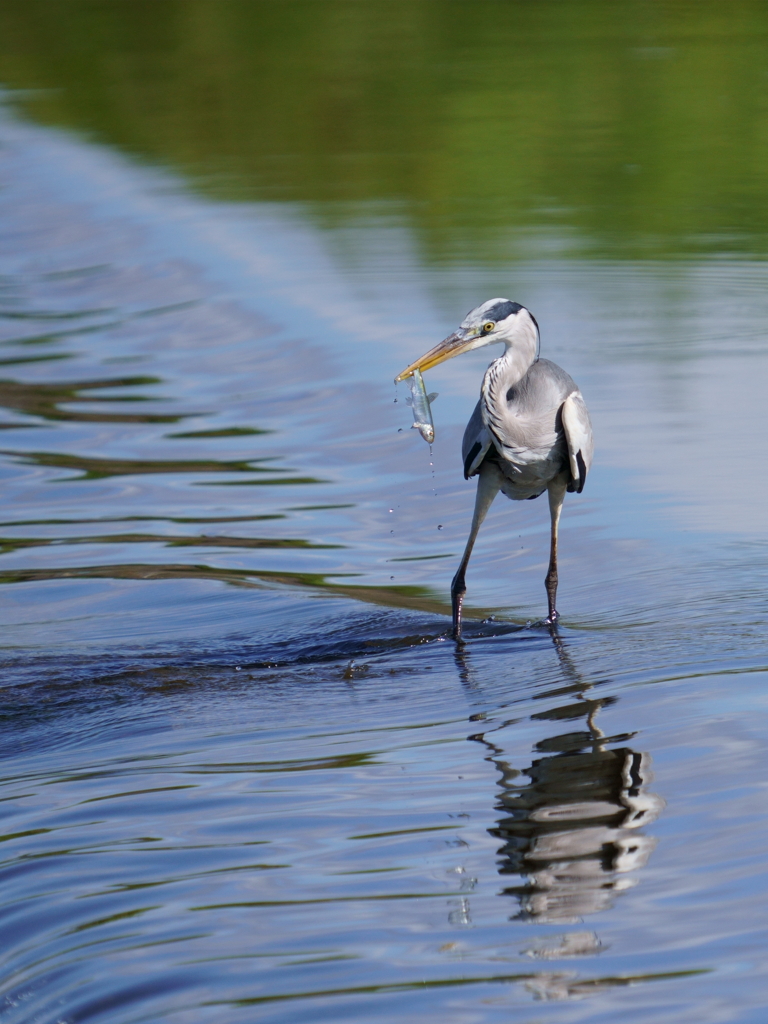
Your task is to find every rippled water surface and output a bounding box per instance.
[2,3,768,1021]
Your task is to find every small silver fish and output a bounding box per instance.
[405,368,438,444]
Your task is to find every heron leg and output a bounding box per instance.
[544,477,567,625]
[451,465,500,641]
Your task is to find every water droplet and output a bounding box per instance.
[235,666,241,671]
[390,575,395,579]
[390,530,394,533]
[397,427,403,432]
[437,524,443,530]
[389,509,393,513]
[393,398,398,403]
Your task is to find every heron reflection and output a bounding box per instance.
[461,633,663,925]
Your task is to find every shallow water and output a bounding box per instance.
[2,4,768,1022]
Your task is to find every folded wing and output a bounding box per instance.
[461,399,493,479]
[561,390,594,494]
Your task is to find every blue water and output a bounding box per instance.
[2,99,768,1023]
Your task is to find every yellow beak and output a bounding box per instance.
[394,329,478,382]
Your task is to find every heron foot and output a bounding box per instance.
[451,594,464,642]
[542,609,560,627]
[451,576,466,643]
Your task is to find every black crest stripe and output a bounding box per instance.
[486,300,522,322]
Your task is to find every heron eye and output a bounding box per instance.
[483,322,494,332]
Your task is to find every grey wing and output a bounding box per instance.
[561,390,593,493]
[461,399,493,479]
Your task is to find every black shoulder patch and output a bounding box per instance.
[575,449,587,493]
[464,441,482,479]
[486,300,522,323]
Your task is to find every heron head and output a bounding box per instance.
[395,299,539,381]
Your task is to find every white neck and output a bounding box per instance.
[480,316,538,425]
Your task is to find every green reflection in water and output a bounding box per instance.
[2,449,293,480]
[0,514,287,526]
[167,427,271,439]
[0,374,181,424]
[0,532,344,554]
[0,0,767,260]
[0,562,445,616]
[204,968,710,1008]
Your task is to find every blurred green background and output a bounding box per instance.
[1,0,767,262]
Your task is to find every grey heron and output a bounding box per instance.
[396,299,593,639]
